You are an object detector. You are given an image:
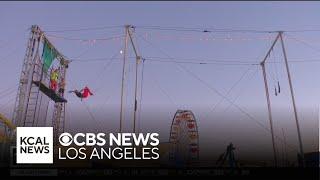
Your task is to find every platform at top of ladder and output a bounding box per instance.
[32,81,67,103]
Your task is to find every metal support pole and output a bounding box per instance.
[261,62,278,167]
[133,56,140,133]
[138,58,146,133]
[260,33,281,167]
[261,33,281,64]
[279,32,305,166]
[119,25,130,133]
[128,26,141,133]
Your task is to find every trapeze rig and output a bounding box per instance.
[11,25,69,141]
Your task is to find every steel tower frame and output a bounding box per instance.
[11,25,69,140]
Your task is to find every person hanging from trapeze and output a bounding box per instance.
[69,86,93,101]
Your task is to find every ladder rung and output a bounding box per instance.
[28,99,38,101]
[29,95,38,98]
[28,98,38,101]
[25,119,33,123]
[31,86,40,90]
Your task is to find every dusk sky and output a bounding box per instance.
[0,2,319,162]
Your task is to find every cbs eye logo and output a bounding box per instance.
[59,133,73,146]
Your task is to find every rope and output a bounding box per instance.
[137,25,320,33]
[222,66,260,113]
[0,96,16,112]
[143,56,260,64]
[206,66,253,114]
[70,55,320,64]
[0,85,18,97]
[136,25,278,34]
[92,48,122,93]
[42,24,320,33]
[0,89,17,99]
[286,34,320,55]
[138,59,146,133]
[43,25,123,33]
[144,58,258,66]
[148,69,178,107]
[178,63,298,151]
[272,46,280,82]
[81,101,97,125]
[69,45,98,60]
[46,34,124,42]
[138,32,299,152]
[189,62,299,149]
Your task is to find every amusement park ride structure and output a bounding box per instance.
[169,110,200,164]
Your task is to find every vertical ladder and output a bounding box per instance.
[60,103,66,133]
[23,55,43,127]
[12,25,40,127]
[52,102,66,141]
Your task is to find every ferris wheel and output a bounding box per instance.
[169,110,199,165]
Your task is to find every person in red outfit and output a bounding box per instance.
[69,86,93,101]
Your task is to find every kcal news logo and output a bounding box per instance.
[16,127,53,164]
